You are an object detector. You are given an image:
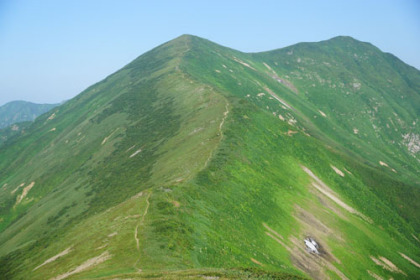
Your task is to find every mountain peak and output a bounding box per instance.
[173,33,197,41]
[328,35,359,42]
[1,34,419,280]
[167,34,194,45]
[322,35,378,50]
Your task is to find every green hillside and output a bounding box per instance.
[0,101,59,145]
[0,101,58,129]
[0,35,419,280]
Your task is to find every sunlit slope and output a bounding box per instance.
[255,36,420,176]
[0,35,419,279]
[180,35,420,230]
[0,35,228,275]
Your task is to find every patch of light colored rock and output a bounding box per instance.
[129,149,142,158]
[402,133,420,154]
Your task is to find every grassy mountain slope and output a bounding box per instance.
[0,35,419,280]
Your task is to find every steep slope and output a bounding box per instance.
[0,35,419,280]
[0,35,233,279]
[255,36,420,177]
[0,101,58,129]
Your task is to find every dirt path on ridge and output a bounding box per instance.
[50,251,110,280]
[135,192,151,251]
[133,192,151,271]
[203,101,230,169]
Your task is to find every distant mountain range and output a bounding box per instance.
[0,35,419,280]
[0,100,58,129]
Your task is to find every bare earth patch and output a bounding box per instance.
[126,145,136,152]
[264,87,293,110]
[47,113,56,120]
[262,63,298,94]
[232,56,256,70]
[251,258,264,266]
[379,161,397,173]
[330,165,345,177]
[288,236,349,280]
[294,205,331,237]
[370,256,406,275]
[379,256,405,274]
[263,62,274,72]
[102,128,119,145]
[310,189,347,221]
[16,181,35,205]
[11,183,25,194]
[294,204,345,261]
[379,161,389,167]
[108,232,118,238]
[367,270,384,280]
[50,251,111,280]
[302,166,371,223]
[33,247,72,271]
[399,252,420,268]
[263,221,346,280]
[96,244,107,250]
[189,127,203,135]
[263,223,285,241]
[264,224,289,250]
[130,149,142,158]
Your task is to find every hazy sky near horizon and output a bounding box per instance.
[0,0,419,106]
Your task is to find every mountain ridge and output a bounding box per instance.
[0,35,419,279]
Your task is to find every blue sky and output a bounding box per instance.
[0,0,419,106]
